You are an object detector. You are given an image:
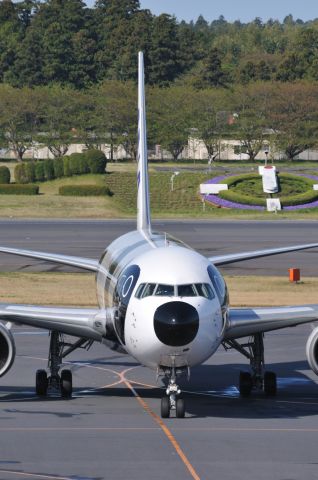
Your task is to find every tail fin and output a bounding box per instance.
[137,51,151,233]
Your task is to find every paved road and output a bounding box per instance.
[0,324,317,480]
[0,219,317,276]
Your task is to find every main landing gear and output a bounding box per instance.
[223,333,277,397]
[159,366,187,418]
[35,331,93,399]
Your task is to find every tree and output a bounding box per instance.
[194,48,228,88]
[267,82,318,160]
[92,81,138,160]
[37,85,81,157]
[192,89,230,163]
[232,83,272,161]
[149,86,193,161]
[0,84,40,160]
[148,14,182,85]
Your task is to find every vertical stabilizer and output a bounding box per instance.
[137,51,151,232]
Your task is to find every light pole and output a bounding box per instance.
[170,171,180,192]
[264,150,269,167]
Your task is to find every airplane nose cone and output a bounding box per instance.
[154,301,199,347]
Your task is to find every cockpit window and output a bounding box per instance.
[135,282,215,300]
[195,283,215,300]
[155,284,174,296]
[177,284,197,297]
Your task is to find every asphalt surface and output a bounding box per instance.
[0,220,318,480]
[0,219,317,276]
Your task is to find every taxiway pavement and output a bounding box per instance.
[0,219,318,480]
[0,219,317,275]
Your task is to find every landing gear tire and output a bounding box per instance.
[161,396,170,418]
[264,371,277,396]
[239,371,253,397]
[60,369,72,399]
[36,369,48,396]
[176,398,185,418]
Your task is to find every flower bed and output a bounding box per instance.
[202,173,318,211]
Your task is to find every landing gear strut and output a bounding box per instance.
[223,333,277,397]
[35,331,93,399]
[159,366,187,418]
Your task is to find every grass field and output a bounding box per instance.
[0,272,317,307]
[1,161,318,219]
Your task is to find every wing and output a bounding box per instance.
[225,305,318,340]
[0,245,99,271]
[0,304,110,340]
[209,243,318,266]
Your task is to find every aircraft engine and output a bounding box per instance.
[306,326,318,375]
[0,323,16,377]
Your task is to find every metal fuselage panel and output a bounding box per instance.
[95,230,226,369]
[96,230,187,310]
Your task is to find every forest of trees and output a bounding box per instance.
[0,0,317,88]
[0,0,317,162]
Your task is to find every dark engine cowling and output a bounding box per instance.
[0,323,16,377]
[306,326,318,375]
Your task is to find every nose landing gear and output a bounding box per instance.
[159,366,187,418]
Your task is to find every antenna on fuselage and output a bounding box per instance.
[137,52,152,233]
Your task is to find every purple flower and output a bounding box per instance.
[201,173,318,211]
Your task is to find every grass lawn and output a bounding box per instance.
[0,272,316,307]
[1,161,318,218]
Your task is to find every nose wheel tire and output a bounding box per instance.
[36,369,48,396]
[60,369,73,398]
[161,396,170,418]
[264,371,277,396]
[239,371,253,397]
[176,398,185,418]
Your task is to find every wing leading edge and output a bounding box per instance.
[209,242,318,266]
[225,305,318,339]
[0,246,99,271]
[0,304,107,340]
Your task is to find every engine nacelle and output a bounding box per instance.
[0,323,16,377]
[306,327,318,375]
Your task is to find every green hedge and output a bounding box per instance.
[219,173,318,207]
[0,184,39,195]
[14,150,107,184]
[0,166,10,184]
[59,185,112,196]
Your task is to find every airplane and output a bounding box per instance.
[0,52,318,418]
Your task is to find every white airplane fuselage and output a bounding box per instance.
[95,230,228,370]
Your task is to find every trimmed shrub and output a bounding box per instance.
[44,159,55,181]
[59,185,112,196]
[0,166,10,184]
[53,158,64,178]
[219,172,318,207]
[25,162,35,183]
[63,156,72,177]
[69,153,81,175]
[79,156,89,174]
[0,184,39,195]
[14,163,28,184]
[35,162,45,182]
[84,149,107,174]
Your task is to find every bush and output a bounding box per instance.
[0,166,10,184]
[63,156,72,177]
[53,158,64,178]
[44,159,55,181]
[219,172,318,207]
[25,162,35,183]
[0,184,39,195]
[69,153,82,175]
[14,163,26,184]
[84,149,107,174]
[59,185,112,196]
[35,162,45,182]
